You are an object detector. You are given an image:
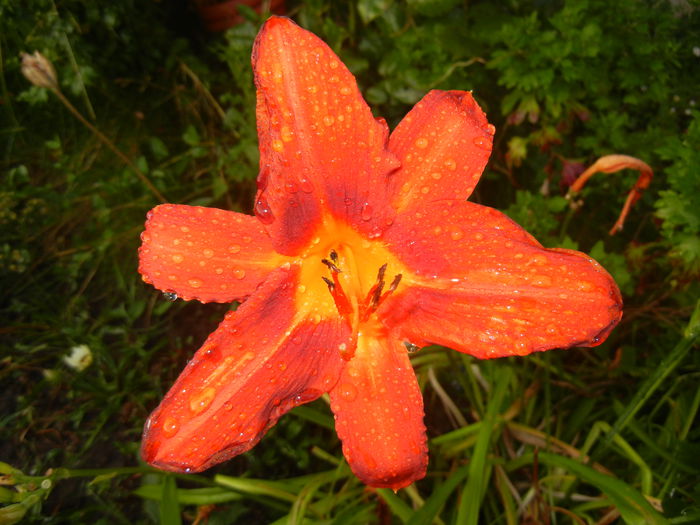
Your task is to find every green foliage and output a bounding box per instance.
[2,0,699,523]
[655,111,700,275]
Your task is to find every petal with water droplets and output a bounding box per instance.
[138,204,287,303]
[253,17,399,254]
[380,201,622,358]
[388,90,493,213]
[329,334,427,489]
[141,266,350,472]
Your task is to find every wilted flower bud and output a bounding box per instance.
[20,51,58,90]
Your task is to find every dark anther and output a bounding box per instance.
[330,249,338,262]
[376,263,388,282]
[388,274,402,293]
[369,282,385,310]
[321,258,341,273]
[322,276,334,290]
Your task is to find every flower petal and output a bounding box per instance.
[141,265,350,472]
[138,204,286,303]
[329,334,428,489]
[381,201,623,358]
[253,17,399,254]
[388,90,493,213]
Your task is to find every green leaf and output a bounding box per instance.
[537,453,668,525]
[158,475,181,525]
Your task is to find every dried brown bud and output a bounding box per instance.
[20,51,58,90]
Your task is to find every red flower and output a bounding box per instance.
[138,17,622,489]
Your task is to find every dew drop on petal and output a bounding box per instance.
[444,158,457,171]
[450,228,464,241]
[299,176,314,193]
[255,196,275,224]
[485,124,496,135]
[415,137,429,149]
[188,278,202,288]
[531,275,553,287]
[202,248,214,258]
[162,417,179,437]
[172,254,184,263]
[229,244,241,254]
[233,269,246,280]
[360,203,373,221]
[272,139,284,152]
[473,136,490,149]
[162,291,178,301]
[189,387,216,415]
[339,382,358,401]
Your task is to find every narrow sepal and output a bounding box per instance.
[141,266,350,472]
[381,201,622,358]
[253,17,399,254]
[329,333,428,489]
[138,204,285,303]
[388,90,493,212]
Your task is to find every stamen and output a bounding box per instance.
[387,274,402,293]
[322,276,334,290]
[330,249,338,262]
[376,263,388,282]
[321,258,342,273]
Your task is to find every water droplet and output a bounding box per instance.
[163,291,178,301]
[190,387,216,415]
[171,254,184,263]
[254,196,275,224]
[485,123,496,135]
[229,244,241,254]
[188,278,202,288]
[576,280,593,292]
[360,203,373,221]
[323,115,335,126]
[415,137,429,149]
[285,180,299,193]
[339,382,358,401]
[473,136,490,149]
[340,86,351,95]
[298,176,314,193]
[450,228,464,241]
[202,248,214,258]
[444,158,457,171]
[180,226,190,233]
[404,342,420,353]
[280,125,294,142]
[430,172,442,180]
[233,269,246,280]
[272,139,284,152]
[162,417,179,437]
[531,275,552,287]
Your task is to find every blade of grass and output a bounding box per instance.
[600,311,699,449]
[537,452,668,525]
[159,475,181,525]
[456,366,512,525]
[406,466,470,525]
[376,488,414,523]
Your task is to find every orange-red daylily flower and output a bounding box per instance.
[138,17,622,489]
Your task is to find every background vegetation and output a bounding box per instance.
[1,0,699,523]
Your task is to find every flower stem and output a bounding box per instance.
[50,87,166,203]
